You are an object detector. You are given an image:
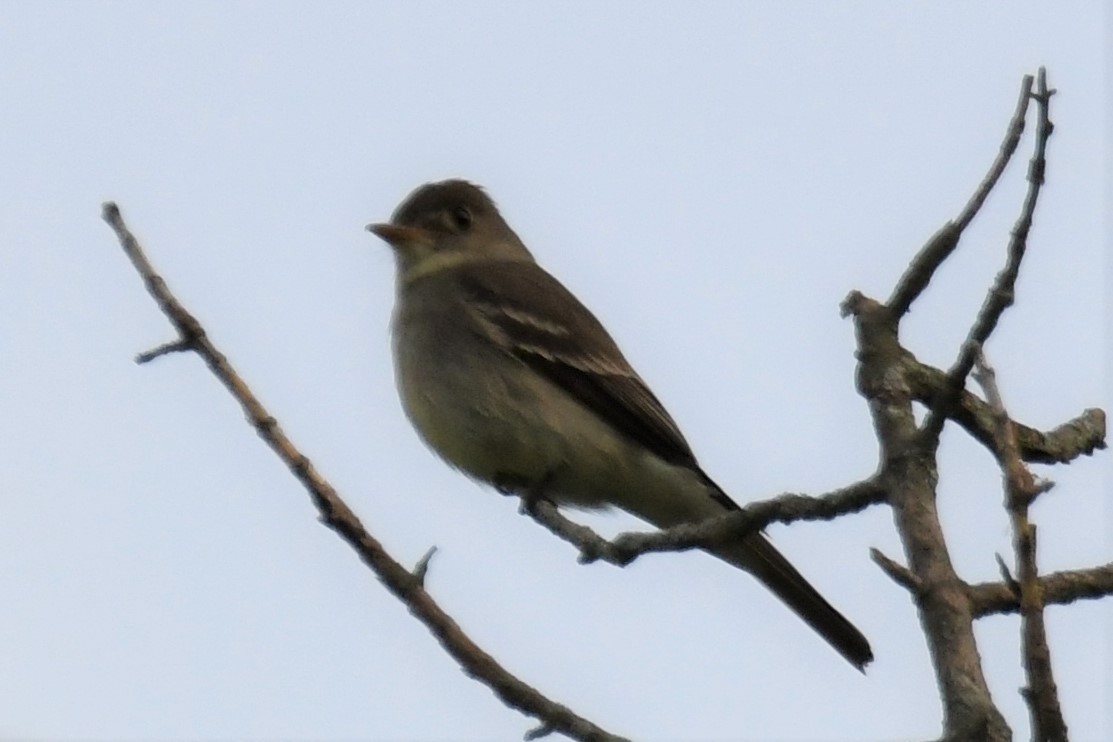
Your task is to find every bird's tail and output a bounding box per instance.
[716,532,874,671]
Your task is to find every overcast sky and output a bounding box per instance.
[1,3,1108,740]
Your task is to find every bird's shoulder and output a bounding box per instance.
[450,259,705,472]
[453,259,627,367]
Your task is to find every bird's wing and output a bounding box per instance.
[455,262,873,670]
[457,259,703,473]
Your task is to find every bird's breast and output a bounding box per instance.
[391,286,558,487]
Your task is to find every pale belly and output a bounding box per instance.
[390,285,723,526]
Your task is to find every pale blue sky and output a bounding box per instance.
[1,3,1108,740]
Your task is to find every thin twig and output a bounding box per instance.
[887,74,1034,316]
[920,68,1056,446]
[870,548,922,593]
[102,203,629,742]
[412,546,438,587]
[995,554,1022,598]
[136,338,195,363]
[953,75,1038,231]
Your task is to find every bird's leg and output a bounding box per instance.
[495,469,559,515]
[520,474,552,515]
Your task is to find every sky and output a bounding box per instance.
[1,3,1108,740]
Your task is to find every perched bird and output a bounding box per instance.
[368,179,872,670]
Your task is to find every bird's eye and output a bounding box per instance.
[450,206,473,231]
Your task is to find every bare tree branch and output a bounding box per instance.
[101,202,629,742]
[969,563,1113,617]
[844,290,1010,741]
[522,479,886,567]
[839,67,1106,741]
[906,360,1106,464]
[973,348,1067,741]
[870,548,922,593]
[838,67,1068,742]
[888,73,1034,317]
[920,68,1055,446]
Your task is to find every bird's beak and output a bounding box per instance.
[366,223,429,248]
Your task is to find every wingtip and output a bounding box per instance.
[846,642,874,674]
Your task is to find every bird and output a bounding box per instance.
[367,179,872,670]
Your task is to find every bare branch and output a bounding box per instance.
[870,548,922,593]
[888,74,1034,316]
[102,203,629,742]
[412,546,438,587]
[973,346,1068,741]
[920,70,1056,446]
[995,554,1022,598]
[953,74,1038,232]
[844,292,1009,740]
[970,563,1113,617]
[844,70,1105,740]
[522,479,887,567]
[524,499,632,565]
[136,338,195,363]
[525,723,557,740]
[906,360,1106,464]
